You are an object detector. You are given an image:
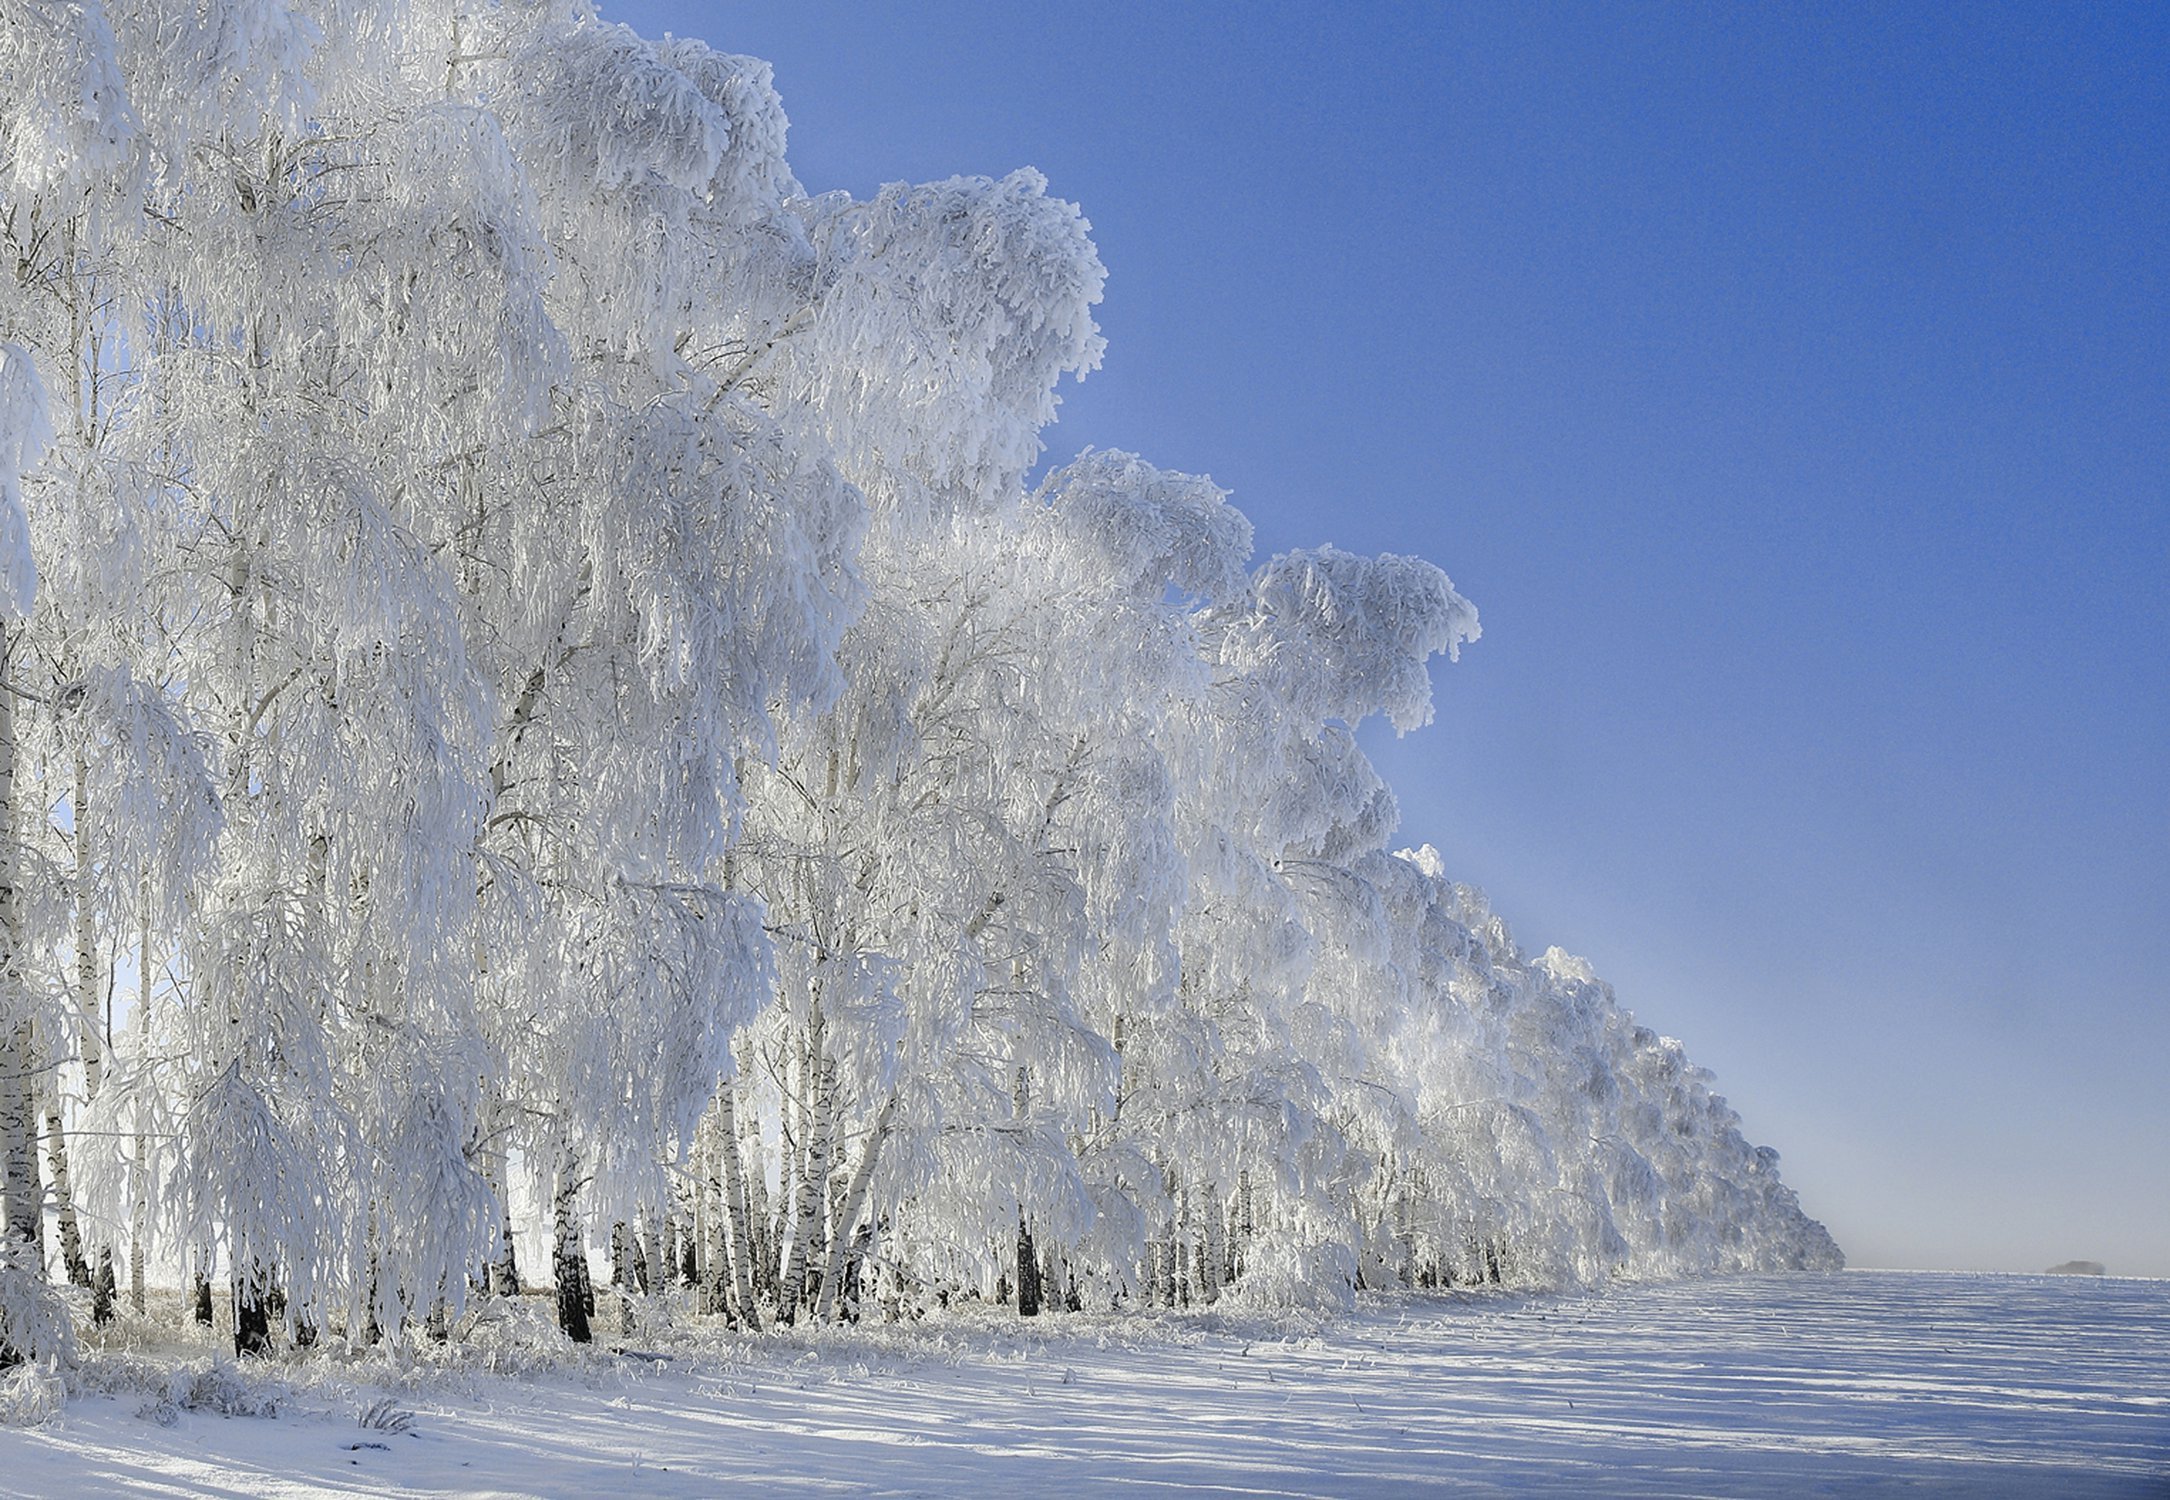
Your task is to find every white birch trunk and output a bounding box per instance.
[0,1009,39,1265]
[773,1035,805,1298]
[1199,1179,1223,1305]
[0,627,44,1272]
[41,1072,87,1286]
[40,758,95,1292]
[811,1091,895,1322]
[777,1009,835,1324]
[72,753,100,1099]
[129,902,149,1315]
[694,1105,723,1313]
[736,1033,774,1301]
[476,1092,519,1296]
[686,1150,707,1299]
[714,1080,762,1328]
[1177,1178,1194,1307]
[1233,1168,1254,1285]
[552,1148,591,1343]
[129,1114,148,1314]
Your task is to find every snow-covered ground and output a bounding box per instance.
[9,1270,2165,1497]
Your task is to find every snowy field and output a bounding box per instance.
[9,1270,2165,1498]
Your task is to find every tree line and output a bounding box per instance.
[0,0,1836,1364]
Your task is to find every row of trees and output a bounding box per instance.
[0,0,1835,1363]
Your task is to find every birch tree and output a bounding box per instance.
[0,0,1841,1363]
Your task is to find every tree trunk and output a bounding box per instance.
[492,1194,521,1296]
[1177,1180,1195,1307]
[92,1244,115,1325]
[1009,1062,1037,1318]
[773,1063,800,1301]
[554,1194,592,1342]
[1198,1180,1223,1306]
[811,1091,895,1322]
[128,1168,147,1314]
[737,1038,775,1301]
[553,1149,591,1343]
[233,1262,273,1356]
[0,627,47,1321]
[776,1010,834,1325]
[69,750,111,1299]
[129,896,150,1315]
[1232,1169,1254,1285]
[1016,1219,1041,1317]
[1055,1238,1080,1312]
[1039,1238,1064,1315]
[693,1106,723,1314]
[360,1219,385,1346]
[0,1023,44,1264]
[774,1027,809,1300]
[1403,1185,1418,1288]
[477,1096,519,1295]
[73,752,102,1100]
[0,1021,41,1368]
[42,1079,89,1287]
[1157,1158,1180,1307]
[659,1189,677,1293]
[713,1081,761,1328]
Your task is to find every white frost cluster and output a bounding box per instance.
[0,0,1835,1363]
[0,342,47,619]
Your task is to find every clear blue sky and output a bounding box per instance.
[609,1,2169,1278]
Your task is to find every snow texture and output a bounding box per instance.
[12,1271,2167,1497]
[0,340,48,618]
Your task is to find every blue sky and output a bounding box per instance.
[610,2,2168,1277]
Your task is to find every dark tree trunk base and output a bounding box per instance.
[1017,1223,1041,1317]
[555,1244,593,1344]
[234,1283,272,1358]
[91,1247,116,1326]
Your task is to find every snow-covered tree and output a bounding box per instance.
[0,0,1836,1365]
